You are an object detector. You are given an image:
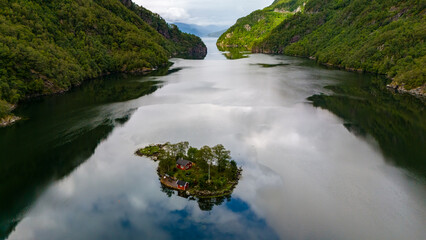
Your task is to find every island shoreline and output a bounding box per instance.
[135,142,243,199]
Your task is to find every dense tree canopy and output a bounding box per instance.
[219,0,425,92]
[0,0,206,118]
[217,0,305,49]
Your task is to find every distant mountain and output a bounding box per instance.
[207,30,227,38]
[174,22,229,37]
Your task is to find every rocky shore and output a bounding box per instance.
[0,115,21,127]
[386,83,426,98]
[252,47,426,98]
[187,169,242,198]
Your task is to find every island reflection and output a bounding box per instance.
[4,40,426,240]
[160,185,231,212]
[0,68,173,239]
[308,74,426,178]
[135,142,242,211]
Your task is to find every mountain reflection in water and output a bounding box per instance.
[0,71,167,238]
[308,75,426,178]
[2,38,426,240]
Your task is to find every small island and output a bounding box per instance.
[135,142,242,198]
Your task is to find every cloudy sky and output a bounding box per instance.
[133,0,273,26]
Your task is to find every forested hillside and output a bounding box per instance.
[119,0,207,58]
[220,0,425,94]
[0,0,206,119]
[217,0,305,50]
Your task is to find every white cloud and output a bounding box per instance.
[133,0,273,26]
[160,7,191,22]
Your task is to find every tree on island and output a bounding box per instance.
[198,146,214,182]
[212,144,231,172]
[135,142,241,197]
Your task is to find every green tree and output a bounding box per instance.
[221,0,426,91]
[229,160,238,180]
[0,100,12,119]
[187,146,198,162]
[212,144,231,172]
[175,141,189,158]
[0,0,206,110]
[198,146,213,182]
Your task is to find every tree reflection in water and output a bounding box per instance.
[309,75,426,179]
[0,67,177,239]
[160,182,231,211]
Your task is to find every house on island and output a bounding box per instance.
[177,180,189,191]
[161,175,189,191]
[176,158,193,170]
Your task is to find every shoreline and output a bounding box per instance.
[385,84,426,99]
[160,169,242,198]
[187,175,241,198]
[23,66,160,101]
[0,115,21,127]
[314,59,426,98]
[220,44,426,98]
[0,66,167,128]
[136,143,243,199]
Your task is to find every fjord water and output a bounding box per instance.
[1,38,425,240]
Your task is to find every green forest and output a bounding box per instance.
[219,0,425,93]
[0,0,206,119]
[217,0,305,50]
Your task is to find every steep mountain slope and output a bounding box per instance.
[247,0,425,94]
[217,0,305,49]
[0,0,206,119]
[119,0,207,58]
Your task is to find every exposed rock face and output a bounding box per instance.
[185,41,208,59]
[290,35,301,43]
[217,0,305,51]
[387,83,426,98]
[0,116,21,127]
[120,0,132,7]
[274,8,290,13]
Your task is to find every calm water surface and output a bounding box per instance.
[1,38,425,240]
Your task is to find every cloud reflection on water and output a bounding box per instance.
[8,39,426,240]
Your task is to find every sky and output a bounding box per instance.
[133,0,273,26]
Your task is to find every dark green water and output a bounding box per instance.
[309,75,426,178]
[0,71,166,237]
[1,38,425,240]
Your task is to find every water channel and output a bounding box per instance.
[1,38,425,240]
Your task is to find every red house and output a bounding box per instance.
[176,158,193,170]
[176,180,189,190]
